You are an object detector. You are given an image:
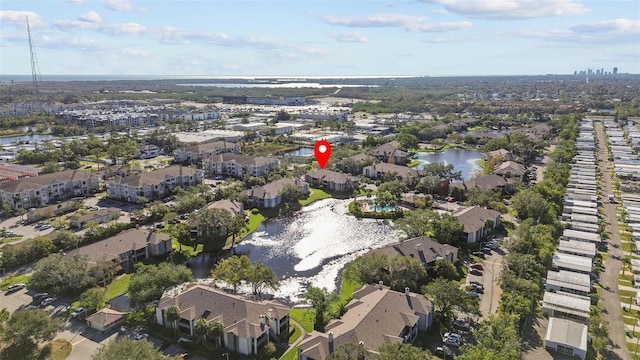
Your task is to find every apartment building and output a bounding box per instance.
[0,169,100,210]
[174,141,241,164]
[203,154,279,178]
[106,166,204,203]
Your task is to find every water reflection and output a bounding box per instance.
[233,198,401,303]
[414,148,484,180]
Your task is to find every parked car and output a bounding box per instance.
[471,251,485,259]
[32,292,49,304]
[444,332,463,342]
[71,307,85,318]
[470,263,483,270]
[466,291,481,298]
[435,346,456,358]
[133,333,149,341]
[452,320,471,331]
[444,338,461,347]
[40,297,57,307]
[467,286,484,294]
[469,280,483,287]
[470,283,484,291]
[6,283,26,294]
[467,290,482,297]
[481,247,492,254]
[470,269,483,276]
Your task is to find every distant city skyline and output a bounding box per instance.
[1,0,639,76]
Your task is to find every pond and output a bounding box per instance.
[283,147,314,157]
[0,133,55,146]
[227,198,401,303]
[414,148,484,180]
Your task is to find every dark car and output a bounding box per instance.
[471,251,485,259]
[32,292,49,304]
[435,346,456,358]
[481,247,492,254]
[467,286,484,294]
[470,269,483,276]
[470,263,483,270]
[469,280,483,287]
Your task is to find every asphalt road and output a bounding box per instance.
[595,120,632,360]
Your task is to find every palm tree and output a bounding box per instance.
[623,255,632,276]
[194,318,210,343]
[165,306,181,335]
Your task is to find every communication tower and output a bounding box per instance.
[26,16,42,95]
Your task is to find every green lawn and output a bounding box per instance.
[290,308,315,333]
[0,274,30,290]
[300,188,332,206]
[223,211,265,249]
[623,242,634,252]
[281,348,298,360]
[0,236,22,244]
[407,159,421,168]
[171,239,203,257]
[103,273,132,301]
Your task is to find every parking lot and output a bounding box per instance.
[464,236,506,319]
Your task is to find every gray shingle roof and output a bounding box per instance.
[0,169,95,193]
[108,165,200,187]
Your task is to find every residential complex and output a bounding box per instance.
[173,141,241,164]
[203,154,279,178]
[106,165,204,203]
[243,178,309,208]
[304,169,359,192]
[156,283,290,356]
[0,169,100,210]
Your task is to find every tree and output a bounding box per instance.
[165,306,181,335]
[458,313,521,360]
[377,180,408,200]
[422,162,461,181]
[326,343,367,360]
[41,161,61,174]
[395,133,419,150]
[393,209,434,238]
[423,278,479,324]
[589,308,609,359]
[29,254,99,295]
[191,207,233,243]
[194,318,211,342]
[246,262,280,296]
[80,287,106,310]
[171,223,192,251]
[92,337,167,360]
[281,184,304,213]
[210,255,251,293]
[228,214,247,251]
[128,263,192,308]
[377,343,431,360]
[304,287,337,331]
[510,189,552,223]
[430,213,464,246]
[388,256,427,292]
[2,309,61,347]
[433,258,460,280]
[275,110,291,122]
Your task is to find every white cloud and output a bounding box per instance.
[100,22,149,35]
[53,20,100,31]
[514,18,640,45]
[123,49,149,57]
[328,31,369,43]
[322,13,471,32]
[105,0,138,12]
[0,10,44,28]
[79,11,102,23]
[67,0,87,5]
[571,18,640,34]
[421,0,590,20]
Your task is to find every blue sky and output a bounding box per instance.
[1,0,639,76]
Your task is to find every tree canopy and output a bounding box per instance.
[210,255,280,295]
[1,309,61,347]
[128,263,192,308]
[29,254,114,295]
[423,277,479,324]
[92,337,170,360]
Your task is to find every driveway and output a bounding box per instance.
[56,321,118,360]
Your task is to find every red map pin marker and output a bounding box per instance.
[314,140,332,169]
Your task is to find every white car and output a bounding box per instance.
[6,283,26,293]
[71,307,85,318]
[444,332,463,342]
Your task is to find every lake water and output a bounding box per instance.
[0,134,55,146]
[414,148,484,180]
[284,147,314,157]
[231,198,401,303]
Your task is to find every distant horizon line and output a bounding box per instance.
[1,73,637,82]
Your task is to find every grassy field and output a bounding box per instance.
[299,188,332,206]
[104,273,132,301]
[290,308,315,333]
[171,238,203,257]
[0,274,30,290]
[40,339,72,360]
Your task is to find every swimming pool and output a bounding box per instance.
[369,205,397,212]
